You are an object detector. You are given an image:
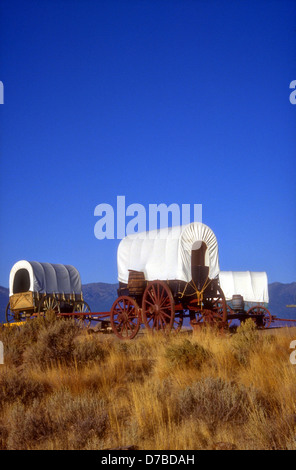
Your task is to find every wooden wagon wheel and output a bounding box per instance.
[202,285,228,327]
[246,305,272,329]
[5,302,27,323]
[189,305,223,328]
[5,302,13,323]
[110,296,140,340]
[189,285,228,329]
[187,300,204,329]
[200,308,225,326]
[38,295,61,317]
[142,281,175,333]
[73,300,92,328]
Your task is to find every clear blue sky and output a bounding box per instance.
[0,0,295,287]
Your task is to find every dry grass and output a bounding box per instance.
[0,318,296,450]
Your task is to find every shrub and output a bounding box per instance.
[73,337,108,366]
[123,358,154,384]
[246,408,296,450]
[5,390,109,450]
[0,317,71,367]
[0,370,50,408]
[231,319,260,365]
[178,377,250,431]
[46,390,109,449]
[0,320,42,366]
[165,339,211,369]
[114,341,131,356]
[23,319,80,369]
[0,417,8,450]
[6,400,54,450]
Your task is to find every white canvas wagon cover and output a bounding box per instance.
[219,271,269,303]
[9,260,82,297]
[117,222,220,284]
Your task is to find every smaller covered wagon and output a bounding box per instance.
[219,271,271,328]
[6,260,91,324]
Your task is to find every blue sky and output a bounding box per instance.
[0,0,295,287]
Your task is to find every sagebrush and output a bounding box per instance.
[0,318,295,450]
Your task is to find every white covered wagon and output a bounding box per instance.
[111,222,228,339]
[6,260,90,323]
[110,222,272,339]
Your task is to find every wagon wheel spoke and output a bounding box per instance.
[246,305,272,329]
[159,309,172,320]
[38,295,61,317]
[142,281,175,334]
[110,296,140,340]
[189,285,227,329]
[73,301,92,328]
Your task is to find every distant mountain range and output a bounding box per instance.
[268,282,296,319]
[0,282,295,324]
[0,286,9,323]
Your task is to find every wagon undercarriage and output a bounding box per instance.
[108,277,275,340]
[4,224,296,337]
[4,280,295,338]
[5,292,91,327]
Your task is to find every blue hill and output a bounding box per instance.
[0,282,295,324]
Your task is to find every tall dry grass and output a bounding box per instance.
[0,317,295,450]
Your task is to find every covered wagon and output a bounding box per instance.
[6,260,90,323]
[111,222,228,339]
[219,271,271,328]
[110,222,273,339]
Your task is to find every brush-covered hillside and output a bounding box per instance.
[0,317,296,450]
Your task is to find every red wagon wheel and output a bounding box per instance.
[189,285,228,329]
[203,285,228,326]
[246,305,272,329]
[142,281,175,333]
[189,306,226,328]
[110,296,140,340]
